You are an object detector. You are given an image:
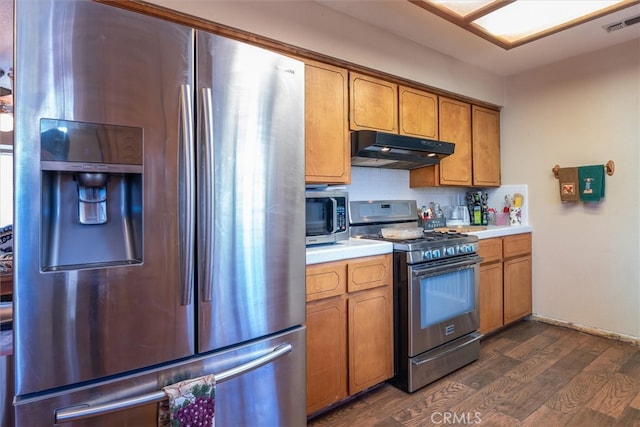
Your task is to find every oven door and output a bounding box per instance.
[408,254,481,357]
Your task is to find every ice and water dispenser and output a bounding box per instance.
[40,119,143,271]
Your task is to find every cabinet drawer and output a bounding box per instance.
[347,254,392,293]
[479,238,502,263]
[503,233,531,258]
[306,260,347,302]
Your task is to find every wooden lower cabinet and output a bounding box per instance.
[306,254,393,415]
[478,233,532,335]
[479,261,503,334]
[306,296,347,414]
[504,255,532,324]
[348,286,393,394]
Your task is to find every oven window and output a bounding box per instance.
[306,198,333,235]
[420,267,475,328]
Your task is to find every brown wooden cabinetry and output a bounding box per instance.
[503,234,532,324]
[305,60,350,184]
[349,73,439,141]
[349,72,398,133]
[0,274,12,298]
[306,295,347,414]
[410,97,471,187]
[478,238,503,334]
[472,106,501,187]
[478,233,532,335]
[410,100,501,188]
[305,254,393,415]
[398,86,438,139]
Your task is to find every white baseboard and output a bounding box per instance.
[531,314,640,345]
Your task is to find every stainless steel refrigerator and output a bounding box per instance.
[13,0,306,425]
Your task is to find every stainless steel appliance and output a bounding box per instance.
[351,130,455,169]
[13,0,306,425]
[305,188,349,246]
[350,200,482,393]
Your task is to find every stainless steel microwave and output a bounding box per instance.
[305,189,349,246]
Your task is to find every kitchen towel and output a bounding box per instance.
[158,374,215,427]
[578,165,606,202]
[557,167,579,202]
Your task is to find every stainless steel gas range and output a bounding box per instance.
[350,200,482,393]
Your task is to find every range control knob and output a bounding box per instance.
[445,246,456,256]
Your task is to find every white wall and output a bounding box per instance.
[146,0,505,106]
[148,1,639,339]
[503,39,640,338]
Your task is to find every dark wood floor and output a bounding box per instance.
[307,320,640,427]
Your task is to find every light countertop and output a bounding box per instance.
[457,224,533,239]
[306,225,532,265]
[306,239,393,265]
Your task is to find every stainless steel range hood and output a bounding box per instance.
[351,130,455,170]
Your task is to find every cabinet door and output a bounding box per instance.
[348,286,393,394]
[439,97,472,186]
[347,254,392,293]
[472,106,501,187]
[409,97,471,187]
[349,72,398,133]
[399,86,438,139]
[306,260,347,302]
[504,255,532,324]
[306,296,348,415]
[305,61,350,184]
[479,261,504,334]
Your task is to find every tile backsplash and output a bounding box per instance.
[338,167,529,225]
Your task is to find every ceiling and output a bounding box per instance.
[1,0,639,83]
[313,0,640,76]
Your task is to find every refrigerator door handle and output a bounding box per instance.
[54,343,293,424]
[198,87,215,302]
[180,84,195,306]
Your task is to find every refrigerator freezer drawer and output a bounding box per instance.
[14,327,306,426]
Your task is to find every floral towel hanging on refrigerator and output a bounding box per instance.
[159,374,216,427]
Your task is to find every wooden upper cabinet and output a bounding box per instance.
[472,105,501,187]
[305,60,350,184]
[349,72,398,133]
[399,86,438,139]
[439,97,472,185]
[409,97,471,187]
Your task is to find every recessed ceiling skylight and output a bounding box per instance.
[410,0,638,49]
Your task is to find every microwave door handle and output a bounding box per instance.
[54,343,293,424]
[331,198,338,233]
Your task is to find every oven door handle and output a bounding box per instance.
[411,254,482,278]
